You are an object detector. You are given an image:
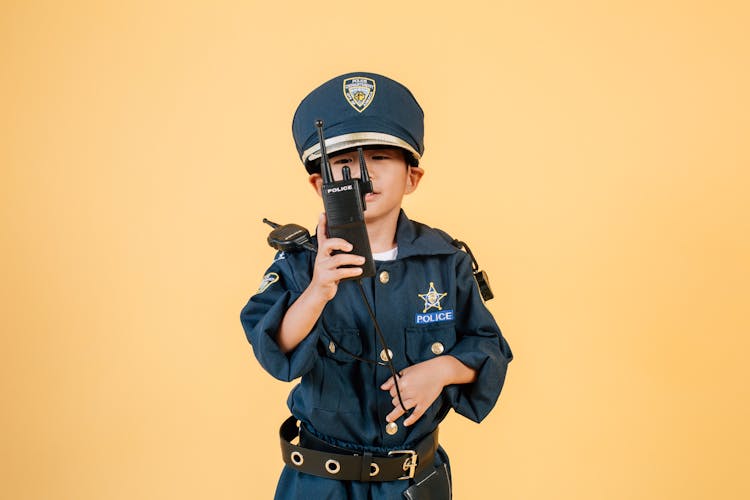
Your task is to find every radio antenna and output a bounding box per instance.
[315,120,334,184]
[358,147,373,195]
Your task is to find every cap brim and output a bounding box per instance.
[302,132,421,164]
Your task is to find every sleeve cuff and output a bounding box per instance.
[247,290,321,381]
[444,336,510,422]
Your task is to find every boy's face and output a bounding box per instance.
[309,147,424,224]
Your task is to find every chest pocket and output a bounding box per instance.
[307,328,363,412]
[404,323,457,364]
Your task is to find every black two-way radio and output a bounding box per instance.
[315,120,375,279]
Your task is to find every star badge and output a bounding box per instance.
[418,282,447,313]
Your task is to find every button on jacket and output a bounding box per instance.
[240,211,513,499]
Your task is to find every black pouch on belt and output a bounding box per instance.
[402,462,451,500]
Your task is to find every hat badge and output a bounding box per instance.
[343,77,376,113]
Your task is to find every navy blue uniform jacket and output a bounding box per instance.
[240,211,513,498]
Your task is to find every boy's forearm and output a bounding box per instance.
[441,355,478,385]
[276,286,329,354]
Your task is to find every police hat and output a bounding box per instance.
[292,72,424,174]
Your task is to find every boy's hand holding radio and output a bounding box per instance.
[310,213,366,301]
[275,212,365,355]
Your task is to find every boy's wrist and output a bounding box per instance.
[440,355,477,386]
[301,282,332,308]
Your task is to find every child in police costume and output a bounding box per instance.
[241,72,513,499]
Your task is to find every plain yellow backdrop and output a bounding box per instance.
[2,1,748,499]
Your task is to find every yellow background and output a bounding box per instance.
[2,1,748,498]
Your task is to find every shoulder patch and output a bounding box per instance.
[257,272,279,293]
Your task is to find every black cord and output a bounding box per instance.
[355,279,409,413]
[262,225,410,414]
[320,314,386,366]
[453,239,479,271]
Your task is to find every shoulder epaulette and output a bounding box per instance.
[435,230,495,302]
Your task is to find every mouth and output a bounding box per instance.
[365,191,379,201]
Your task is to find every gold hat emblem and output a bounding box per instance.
[343,77,376,113]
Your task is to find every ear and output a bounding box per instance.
[404,166,424,194]
[309,173,323,196]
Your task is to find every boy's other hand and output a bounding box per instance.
[380,357,448,427]
[381,355,478,426]
[310,213,365,301]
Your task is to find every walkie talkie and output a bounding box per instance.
[316,120,376,279]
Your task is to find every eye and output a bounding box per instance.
[332,157,353,165]
[371,154,391,160]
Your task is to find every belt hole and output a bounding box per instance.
[325,459,341,474]
[291,451,304,466]
[369,463,379,477]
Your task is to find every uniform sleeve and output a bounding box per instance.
[239,252,321,382]
[445,253,513,422]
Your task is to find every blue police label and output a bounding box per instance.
[415,282,451,323]
[343,77,376,113]
[415,310,454,324]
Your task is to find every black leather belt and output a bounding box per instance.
[279,416,439,482]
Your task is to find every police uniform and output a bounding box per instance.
[240,73,513,499]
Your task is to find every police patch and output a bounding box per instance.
[415,281,453,323]
[257,272,279,293]
[418,282,447,313]
[343,77,376,113]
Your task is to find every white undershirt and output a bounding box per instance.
[372,246,398,261]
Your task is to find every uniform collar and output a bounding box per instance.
[395,210,459,259]
[310,210,458,258]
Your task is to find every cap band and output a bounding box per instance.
[302,132,422,163]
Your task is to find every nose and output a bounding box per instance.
[359,157,377,180]
[354,159,375,180]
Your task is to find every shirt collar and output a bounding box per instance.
[394,210,459,259]
[310,210,458,259]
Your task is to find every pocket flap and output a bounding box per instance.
[404,324,456,364]
[320,328,362,362]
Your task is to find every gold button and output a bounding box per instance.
[379,271,390,284]
[385,422,398,435]
[328,341,336,353]
[431,342,444,355]
[379,349,393,362]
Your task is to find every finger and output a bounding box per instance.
[316,213,328,249]
[380,377,394,391]
[332,267,364,281]
[386,405,406,423]
[389,378,407,398]
[404,405,425,427]
[320,237,354,256]
[328,254,365,268]
[392,397,415,410]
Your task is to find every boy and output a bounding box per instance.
[241,72,512,499]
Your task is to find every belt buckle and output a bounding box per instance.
[388,449,418,480]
